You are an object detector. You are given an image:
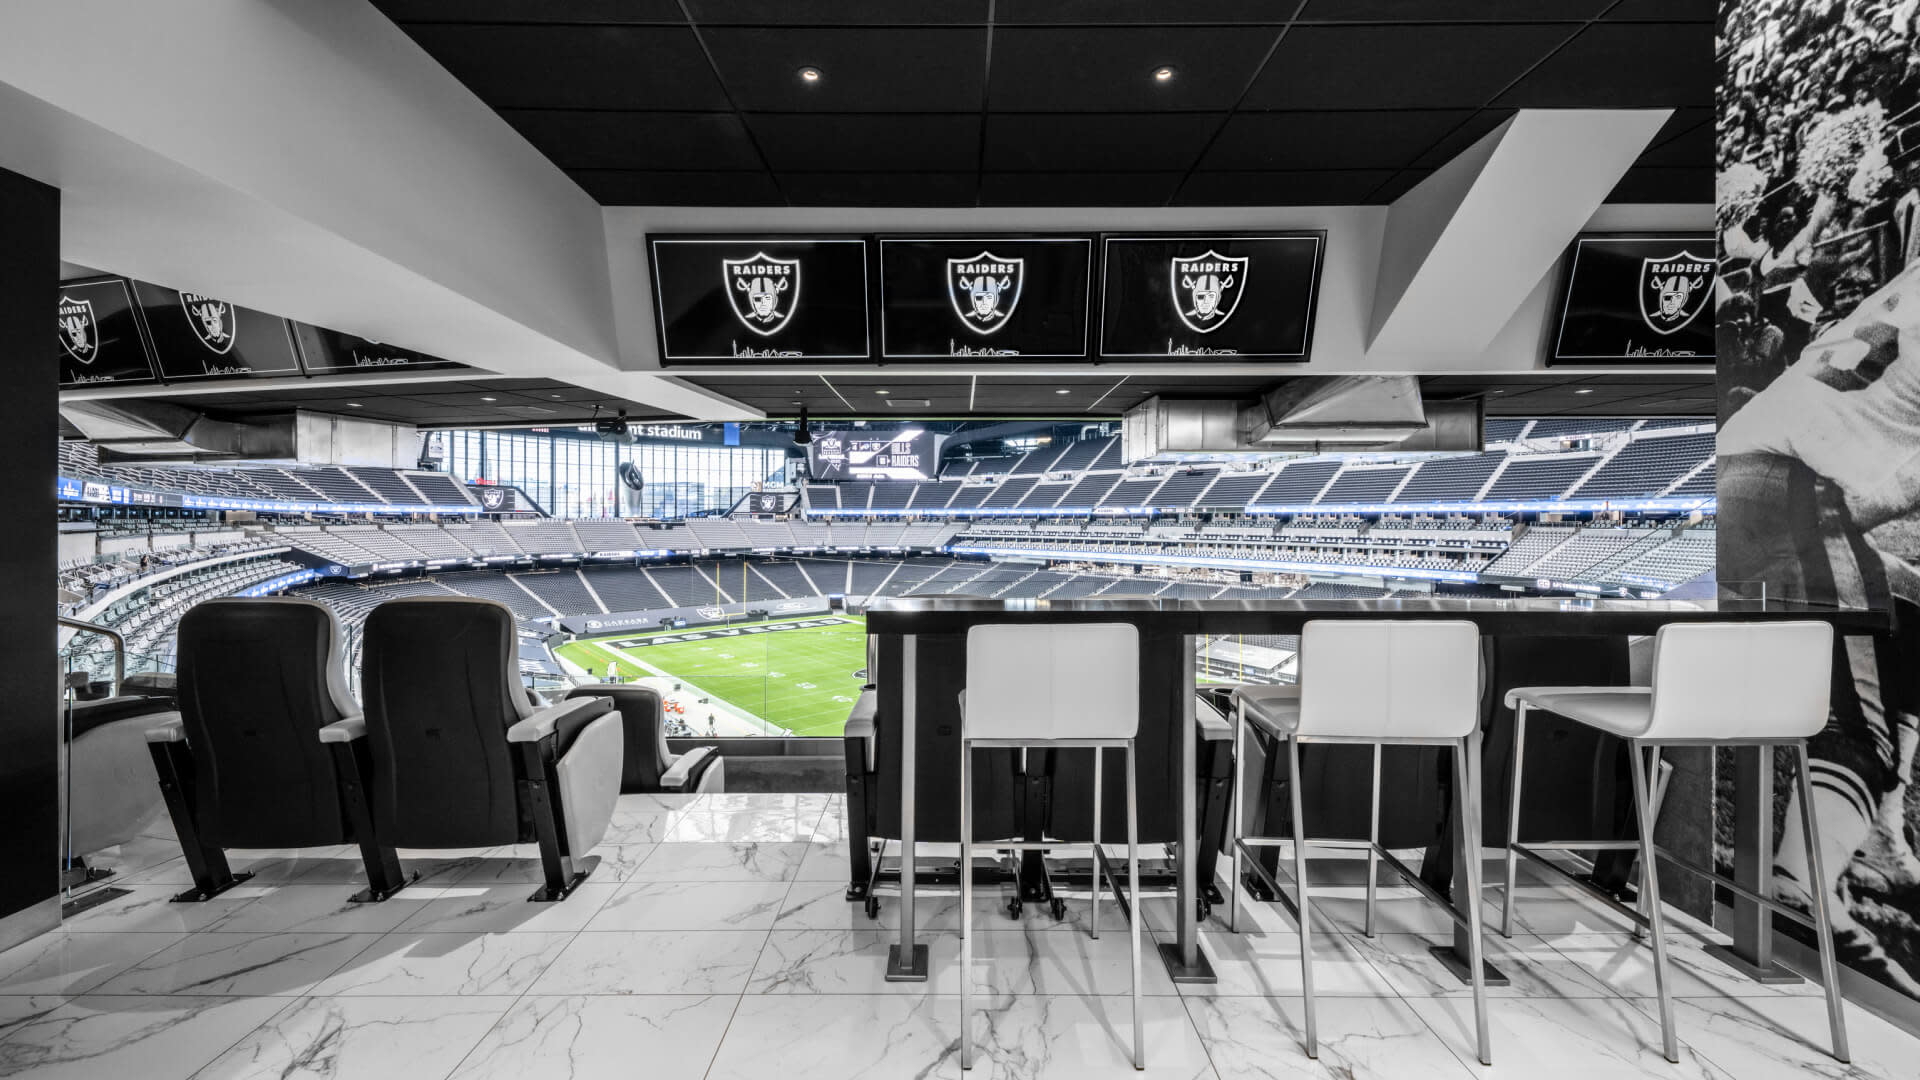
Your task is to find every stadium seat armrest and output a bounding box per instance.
[844,689,878,773]
[660,746,718,791]
[318,717,367,744]
[144,718,185,744]
[509,695,613,744]
[1193,694,1232,741]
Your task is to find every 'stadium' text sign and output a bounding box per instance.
[295,324,466,374]
[650,236,871,363]
[1549,234,1715,364]
[1100,233,1324,359]
[132,281,303,381]
[58,278,156,387]
[879,236,1092,359]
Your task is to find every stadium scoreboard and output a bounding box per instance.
[808,428,941,481]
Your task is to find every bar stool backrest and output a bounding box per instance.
[964,622,1139,741]
[1648,621,1832,740]
[1297,619,1480,739]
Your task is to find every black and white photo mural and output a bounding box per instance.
[1719,0,1920,999]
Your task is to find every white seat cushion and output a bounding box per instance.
[1232,683,1302,735]
[1506,686,1653,739]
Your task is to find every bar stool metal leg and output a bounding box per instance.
[1632,747,1661,944]
[1127,738,1143,1071]
[1365,743,1382,938]
[1228,700,1244,934]
[1456,731,1492,1066]
[1092,746,1102,941]
[1794,741,1851,1063]
[960,739,974,1071]
[1503,704,1528,939]
[1628,738,1679,1064]
[1287,734,1318,1058]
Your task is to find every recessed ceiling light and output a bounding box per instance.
[875,389,890,395]
[1055,388,1071,395]
[480,396,498,402]
[551,393,564,399]
[798,66,822,83]
[1153,66,1176,82]
[1573,388,1593,395]
[347,402,363,408]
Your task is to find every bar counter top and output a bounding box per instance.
[864,595,1894,637]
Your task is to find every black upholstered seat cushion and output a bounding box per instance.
[565,684,669,792]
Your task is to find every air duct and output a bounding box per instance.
[59,401,418,467]
[1121,376,1483,457]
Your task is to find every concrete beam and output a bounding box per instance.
[1367,109,1671,356]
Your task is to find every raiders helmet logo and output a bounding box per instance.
[946,252,1024,334]
[478,487,507,510]
[180,293,237,354]
[57,294,99,365]
[697,607,726,620]
[723,253,800,336]
[1171,251,1248,334]
[1638,252,1711,335]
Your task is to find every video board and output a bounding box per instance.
[1548,234,1715,364]
[650,236,871,363]
[58,278,157,387]
[131,281,303,381]
[1099,233,1324,359]
[807,428,941,481]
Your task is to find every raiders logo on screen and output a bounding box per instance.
[723,253,800,336]
[478,487,507,510]
[180,293,237,354]
[1171,251,1248,333]
[57,294,98,364]
[946,252,1024,334]
[1638,252,1711,335]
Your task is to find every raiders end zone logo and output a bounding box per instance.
[1638,252,1710,335]
[697,607,727,621]
[57,294,98,365]
[478,487,507,510]
[180,293,237,354]
[724,253,800,336]
[947,252,1024,334]
[1172,251,1248,333]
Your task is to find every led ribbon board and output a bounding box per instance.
[1099,233,1325,359]
[878,237,1092,359]
[1549,234,1716,364]
[650,237,870,363]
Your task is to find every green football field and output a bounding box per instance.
[554,614,868,737]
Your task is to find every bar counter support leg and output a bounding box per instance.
[887,634,927,982]
[1157,633,1217,983]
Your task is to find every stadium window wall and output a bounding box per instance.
[440,429,785,518]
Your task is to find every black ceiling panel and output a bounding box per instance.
[1202,110,1473,170]
[988,27,1283,112]
[983,113,1224,172]
[979,172,1186,207]
[1495,22,1714,108]
[502,110,761,171]
[403,25,729,110]
[569,170,785,205]
[374,4,1709,207]
[1175,170,1395,206]
[700,27,987,112]
[746,114,980,172]
[1243,24,1580,111]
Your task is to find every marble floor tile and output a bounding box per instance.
[1547,932,1826,999]
[391,883,618,934]
[777,882,1112,934]
[1504,893,1643,937]
[962,928,1180,998]
[0,995,72,1039]
[191,993,512,1080]
[0,930,180,998]
[529,930,767,995]
[448,845,655,886]
[58,885,257,935]
[446,995,735,1080]
[660,806,825,843]
[747,929,955,995]
[639,841,809,882]
[793,840,856,883]
[1176,930,1396,998]
[0,995,291,1080]
[197,884,435,934]
[1187,994,1480,1079]
[1640,995,1895,1079]
[691,793,832,816]
[313,932,575,997]
[584,881,790,931]
[117,847,353,887]
[1346,931,1618,999]
[295,849,489,887]
[1406,994,1723,1079]
[615,793,698,814]
[87,932,374,997]
[599,811,678,846]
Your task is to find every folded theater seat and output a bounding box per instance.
[563,684,724,793]
[359,598,623,901]
[146,598,411,902]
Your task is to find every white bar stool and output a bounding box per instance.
[1229,620,1492,1065]
[960,622,1143,1071]
[1503,620,1848,1064]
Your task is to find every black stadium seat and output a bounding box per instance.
[146,598,411,902]
[563,684,724,793]
[359,597,623,901]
